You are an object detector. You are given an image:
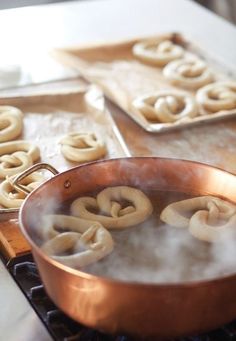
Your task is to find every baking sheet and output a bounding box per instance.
[53,33,236,133]
[0,83,130,171]
[0,80,131,259]
[0,81,130,218]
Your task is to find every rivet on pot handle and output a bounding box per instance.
[12,163,59,195]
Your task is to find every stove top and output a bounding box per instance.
[3,254,236,341]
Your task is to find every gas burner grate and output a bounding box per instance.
[5,254,236,341]
[6,255,133,341]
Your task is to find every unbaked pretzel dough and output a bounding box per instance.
[196,81,236,113]
[40,214,114,268]
[189,208,236,243]
[0,172,44,208]
[0,140,40,178]
[132,91,198,123]
[132,39,184,66]
[160,196,236,242]
[0,106,23,142]
[163,58,214,90]
[71,186,153,229]
[60,132,107,163]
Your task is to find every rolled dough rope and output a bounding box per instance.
[40,214,114,268]
[132,39,184,66]
[163,58,214,90]
[0,172,44,208]
[0,140,40,160]
[71,186,153,229]
[40,214,104,240]
[0,106,23,142]
[196,81,236,113]
[0,151,33,178]
[160,196,236,242]
[132,91,198,123]
[60,132,107,163]
[189,208,236,243]
[0,141,40,178]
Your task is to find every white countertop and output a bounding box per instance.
[0,259,52,341]
[0,0,235,69]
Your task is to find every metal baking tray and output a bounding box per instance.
[0,79,130,218]
[53,32,236,133]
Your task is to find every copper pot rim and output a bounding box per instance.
[19,156,236,289]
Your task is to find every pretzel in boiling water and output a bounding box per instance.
[40,215,114,268]
[160,196,236,242]
[71,186,153,229]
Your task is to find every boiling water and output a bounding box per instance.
[36,190,236,284]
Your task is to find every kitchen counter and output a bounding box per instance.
[0,0,236,66]
[0,0,236,340]
[0,258,51,341]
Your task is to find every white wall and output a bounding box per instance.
[0,0,77,10]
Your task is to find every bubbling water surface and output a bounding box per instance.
[34,189,236,284]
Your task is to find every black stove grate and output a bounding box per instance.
[5,254,236,341]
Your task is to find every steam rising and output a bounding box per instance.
[33,187,236,284]
[25,158,236,284]
[83,216,236,284]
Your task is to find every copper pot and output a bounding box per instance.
[18,157,236,340]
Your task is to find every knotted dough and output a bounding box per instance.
[40,214,114,268]
[60,132,107,163]
[163,58,213,90]
[0,172,44,208]
[160,196,236,242]
[132,91,198,123]
[196,81,236,113]
[0,140,40,178]
[132,39,184,66]
[71,186,153,229]
[0,106,23,142]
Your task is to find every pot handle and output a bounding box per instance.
[12,162,59,195]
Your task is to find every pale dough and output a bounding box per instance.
[0,106,23,142]
[163,58,214,90]
[71,186,153,229]
[189,209,236,243]
[40,214,114,268]
[0,140,40,178]
[132,39,184,66]
[196,81,236,113]
[132,90,198,123]
[160,196,236,242]
[0,172,44,208]
[60,132,107,163]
